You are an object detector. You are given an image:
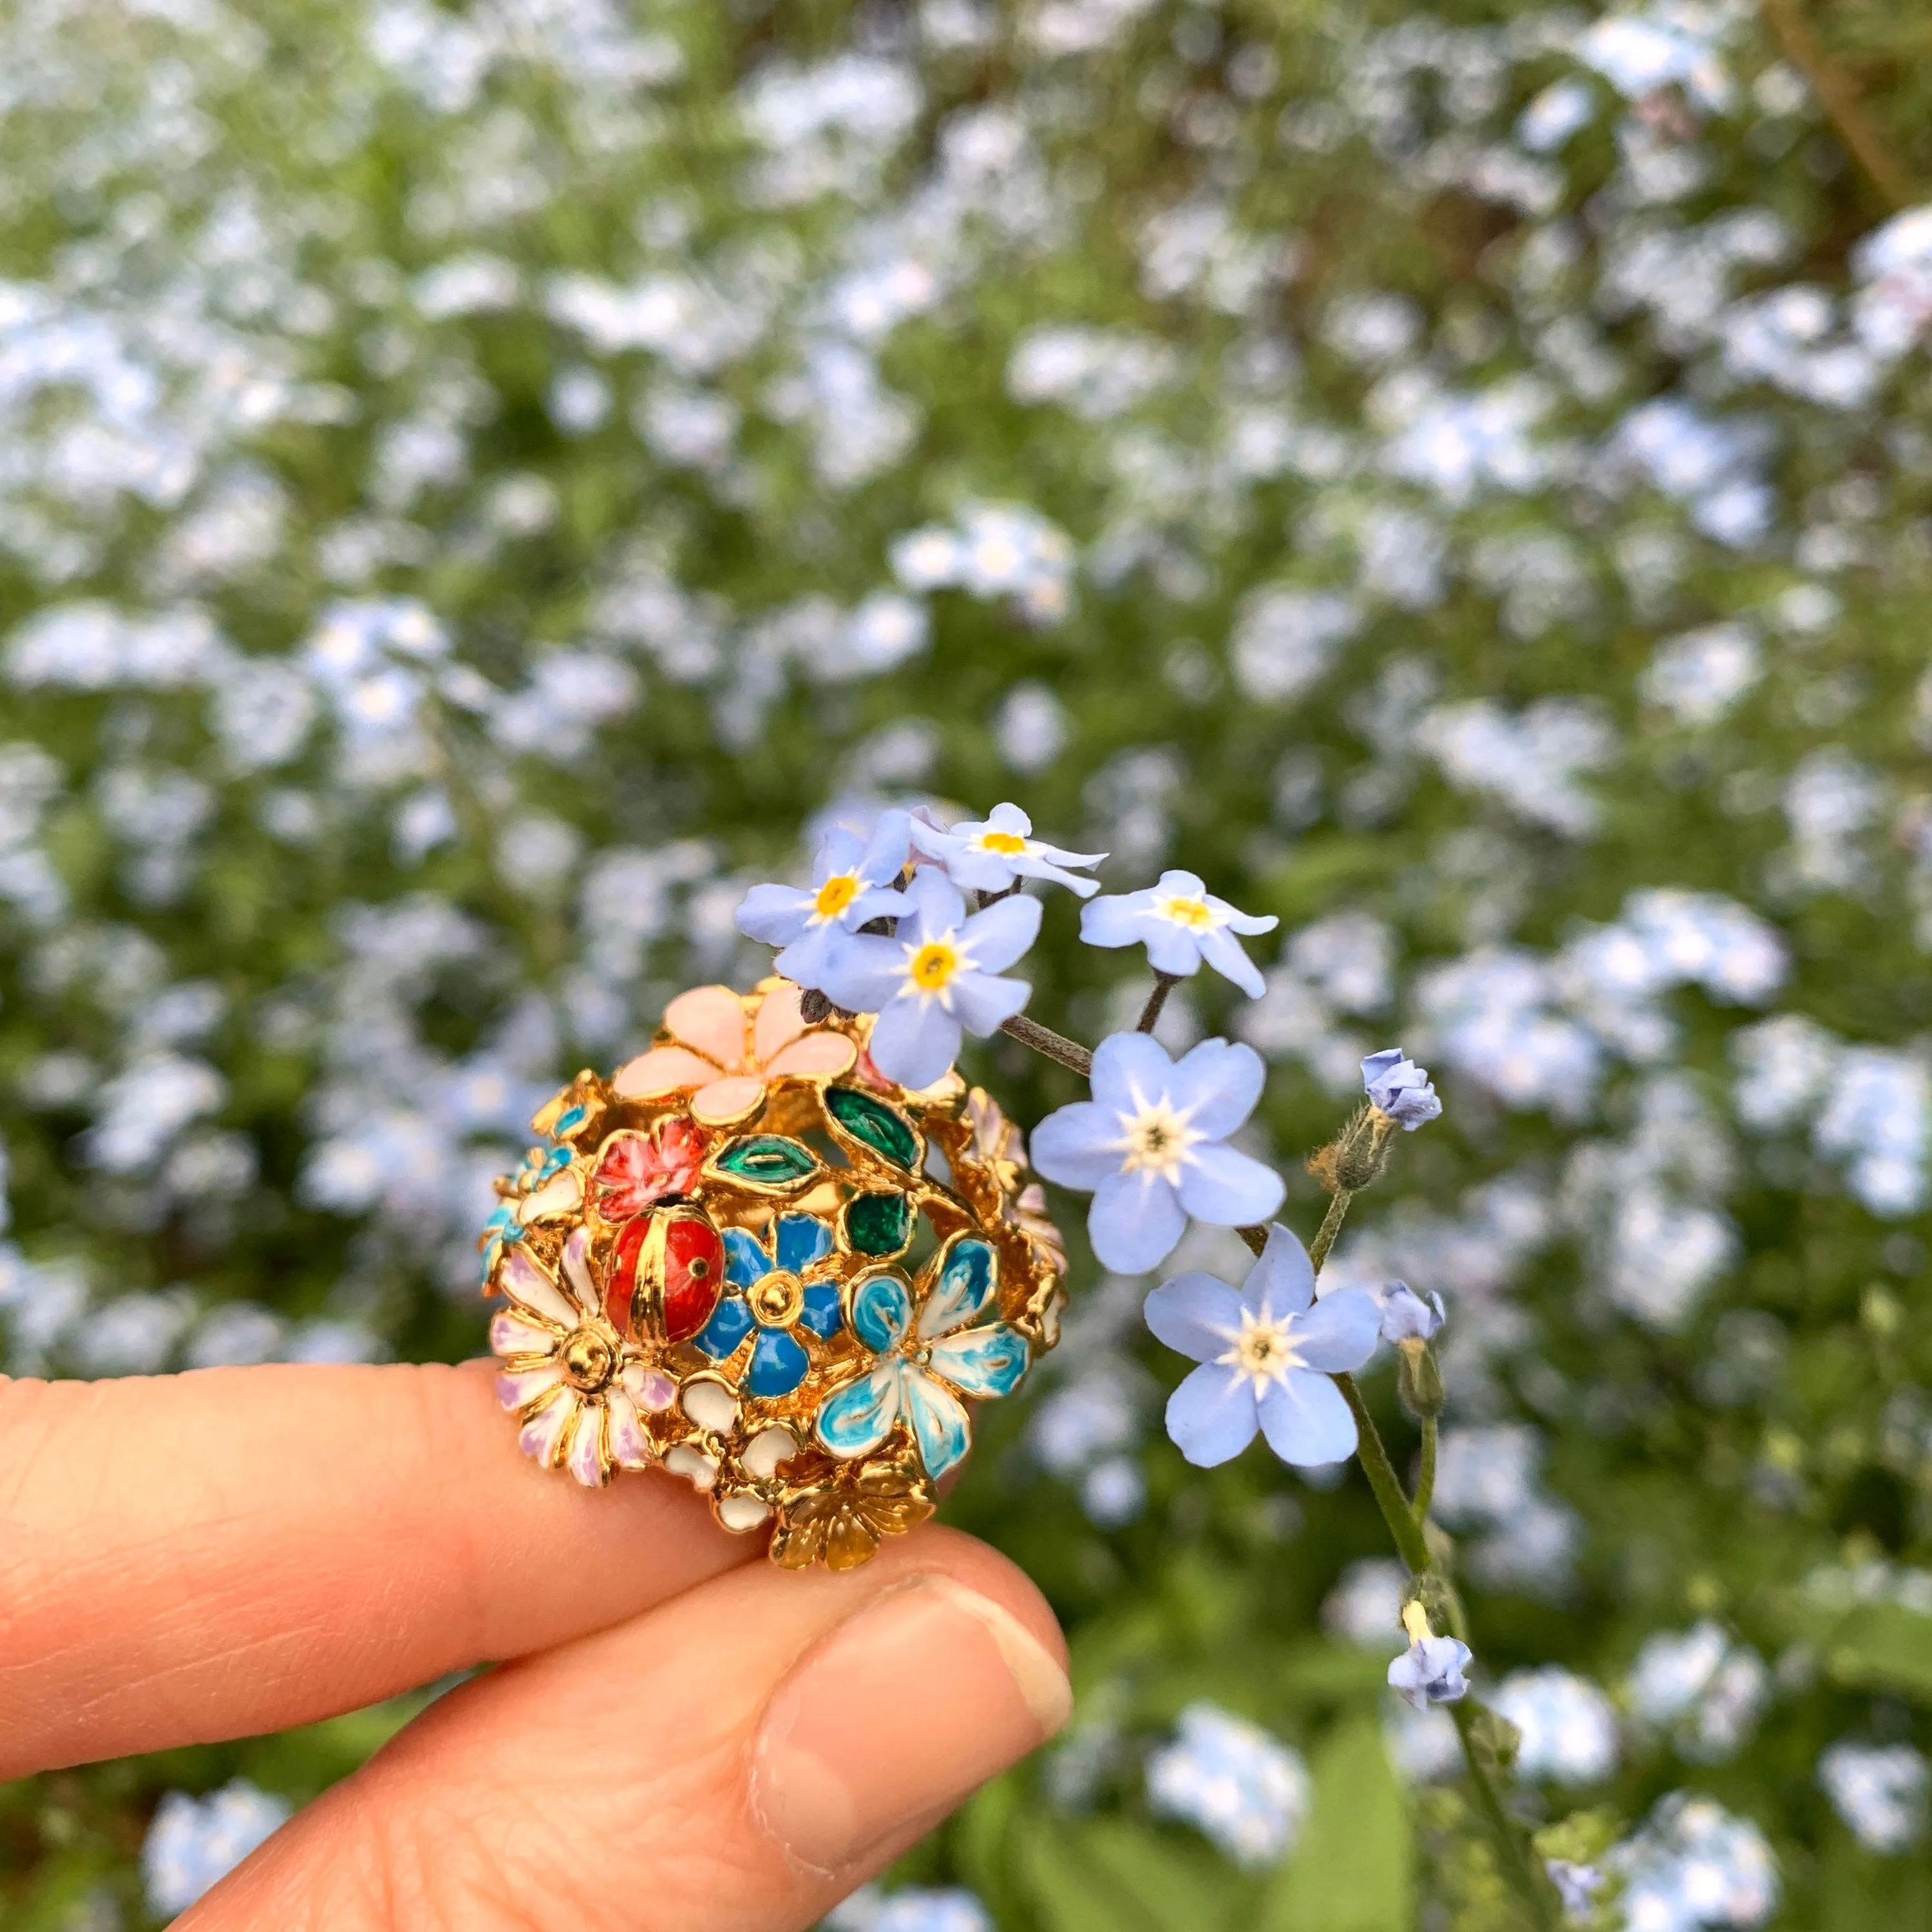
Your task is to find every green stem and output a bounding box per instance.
[1000,1019,1556,1930]
[1336,1373,1433,1572]
[1137,971,1180,1032]
[1415,1416,1438,1526]
[1307,1186,1353,1273]
[1451,1703,1561,1930]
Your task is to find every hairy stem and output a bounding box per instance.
[1307,1185,1354,1274]
[1137,971,1180,1032]
[1336,1374,1434,1572]
[1415,1416,1439,1526]
[999,1014,1093,1077]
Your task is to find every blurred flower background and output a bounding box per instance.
[5,0,1932,1924]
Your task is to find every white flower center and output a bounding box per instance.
[976,829,1028,856]
[1157,893,1218,931]
[1216,1306,1302,1397]
[1115,1094,1202,1184]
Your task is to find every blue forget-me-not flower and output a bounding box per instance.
[735,809,911,994]
[1142,1222,1379,1466]
[1079,867,1279,997]
[825,867,1041,1089]
[1031,1032,1285,1273]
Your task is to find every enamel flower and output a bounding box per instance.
[825,867,1041,1089]
[735,810,912,992]
[491,1227,678,1487]
[588,1116,708,1219]
[695,1211,846,1397]
[1030,1032,1285,1274]
[909,800,1106,898]
[1143,1223,1379,1467]
[612,981,855,1124]
[815,1235,1030,1479]
[664,1374,802,1533]
[1080,869,1280,998]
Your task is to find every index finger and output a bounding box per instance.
[0,1359,757,1779]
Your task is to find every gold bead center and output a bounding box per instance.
[562,1328,614,1392]
[749,1271,806,1328]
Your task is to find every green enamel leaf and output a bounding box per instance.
[845,1190,913,1256]
[826,1085,921,1169]
[709,1135,819,1189]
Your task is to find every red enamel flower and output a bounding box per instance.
[591,1117,709,1220]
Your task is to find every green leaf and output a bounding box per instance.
[1017,1814,1250,1932]
[844,1188,913,1255]
[826,1085,922,1169]
[1824,1601,1932,1699]
[706,1135,820,1189]
[1262,1715,1412,1932]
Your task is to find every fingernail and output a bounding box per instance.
[751,1573,1071,1875]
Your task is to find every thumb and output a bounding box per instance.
[182,1526,1069,1931]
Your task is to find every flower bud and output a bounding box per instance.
[1307,1104,1395,1195]
[1397,1338,1445,1421]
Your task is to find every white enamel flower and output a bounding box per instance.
[663,1373,802,1533]
[491,1226,678,1488]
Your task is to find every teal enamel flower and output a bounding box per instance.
[815,1235,1030,1479]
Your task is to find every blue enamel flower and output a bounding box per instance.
[1079,869,1279,997]
[1144,1223,1380,1466]
[695,1213,845,1399]
[1030,1032,1285,1274]
[815,1236,1030,1479]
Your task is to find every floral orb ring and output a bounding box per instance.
[480,978,1068,1571]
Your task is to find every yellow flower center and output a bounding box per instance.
[815,873,860,919]
[1217,1307,1300,1396]
[978,830,1028,855]
[1119,1097,1200,1182]
[1159,894,1215,931]
[910,941,960,992]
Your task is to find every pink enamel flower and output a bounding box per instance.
[491,1226,678,1488]
[590,1115,709,1220]
[611,981,855,1124]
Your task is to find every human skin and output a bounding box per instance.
[0,1358,1070,1930]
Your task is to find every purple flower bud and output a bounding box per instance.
[1379,1280,1446,1344]
[1388,1633,1472,1709]
[1361,1047,1443,1130]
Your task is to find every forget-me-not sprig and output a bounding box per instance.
[1031,1032,1285,1273]
[1379,1280,1446,1344]
[823,867,1041,1089]
[1362,1047,1443,1129]
[735,809,912,993]
[1079,868,1280,997]
[1142,1222,1380,1466]
[909,800,1106,898]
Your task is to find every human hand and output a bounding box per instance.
[1,1359,1070,1928]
